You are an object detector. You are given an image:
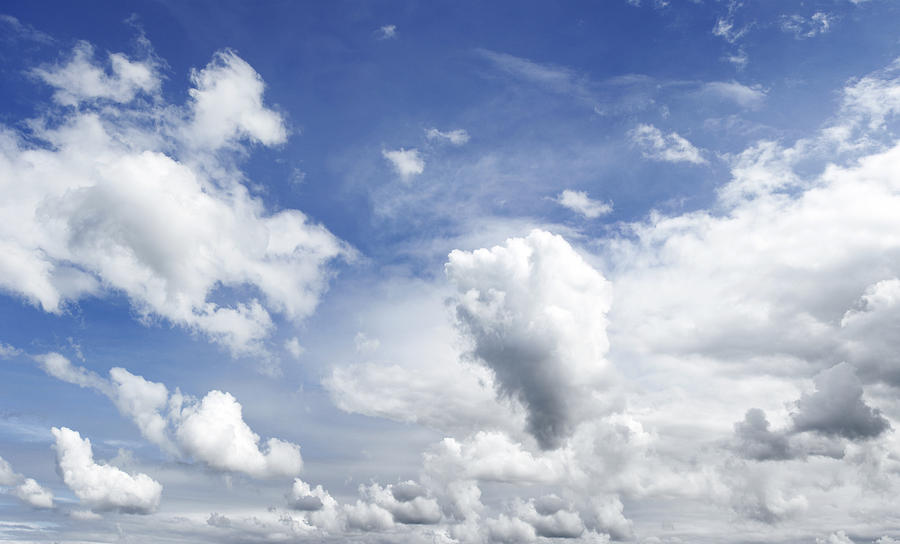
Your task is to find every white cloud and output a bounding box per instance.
[818,531,857,544]
[446,230,616,448]
[702,81,767,109]
[36,354,303,478]
[0,456,52,509]
[14,478,54,509]
[183,50,288,150]
[383,148,425,180]
[628,124,707,164]
[353,332,379,354]
[284,337,305,359]
[554,190,612,219]
[781,12,833,39]
[172,389,303,478]
[378,25,397,39]
[0,43,349,356]
[0,342,21,359]
[426,128,470,146]
[52,426,161,514]
[32,41,159,106]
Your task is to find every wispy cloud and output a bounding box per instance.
[628,124,707,164]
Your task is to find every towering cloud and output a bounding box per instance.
[445,230,615,449]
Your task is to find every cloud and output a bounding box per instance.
[183,50,288,150]
[0,43,349,356]
[52,426,162,514]
[702,81,767,109]
[426,128,470,146]
[33,41,159,106]
[733,409,792,461]
[172,389,303,478]
[378,25,397,39]
[36,354,303,478]
[628,124,707,164]
[840,58,900,131]
[284,337,305,359]
[0,456,54,509]
[554,190,612,219]
[781,12,833,39]
[0,15,53,44]
[0,342,21,359]
[13,478,54,509]
[382,148,425,180]
[818,531,857,544]
[446,230,615,449]
[791,363,890,440]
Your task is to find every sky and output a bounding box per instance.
[2,0,900,542]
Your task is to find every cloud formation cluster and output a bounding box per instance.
[35,353,302,478]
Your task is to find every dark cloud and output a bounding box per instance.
[791,363,891,440]
[734,408,793,461]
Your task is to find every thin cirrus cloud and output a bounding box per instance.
[628,123,707,164]
[0,44,351,359]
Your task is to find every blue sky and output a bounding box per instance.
[3,1,900,542]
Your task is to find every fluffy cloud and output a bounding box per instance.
[0,456,54,509]
[13,478,54,509]
[172,389,303,478]
[0,43,348,356]
[426,128,470,145]
[733,409,792,461]
[554,189,613,219]
[32,41,159,106]
[52,427,161,514]
[791,363,890,440]
[383,148,425,179]
[36,354,303,478]
[628,123,707,164]
[446,230,615,448]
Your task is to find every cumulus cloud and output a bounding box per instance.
[36,354,303,478]
[0,456,53,509]
[183,50,288,150]
[13,478,54,509]
[733,408,792,461]
[32,41,159,106]
[172,389,303,478]
[0,42,349,357]
[52,427,161,514]
[446,230,615,448]
[383,148,425,180]
[791,363,890,440]
[0,342,21,359]
[554,189,612,219]
[426,128,470,145]
[628,123,707,164]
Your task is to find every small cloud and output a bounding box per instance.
[702,81,766,109]
[382,148,425,180]
[555,190,612,219]
[0,15,54,44]
[284,337,305,359]
[354,332,380,354]
[0,342,21,359]
[781,12,833,39]
[426,128,470,146]
[378,25,397,40]
[628,124,707,165]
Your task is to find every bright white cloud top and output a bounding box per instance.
[2,3,900,544]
